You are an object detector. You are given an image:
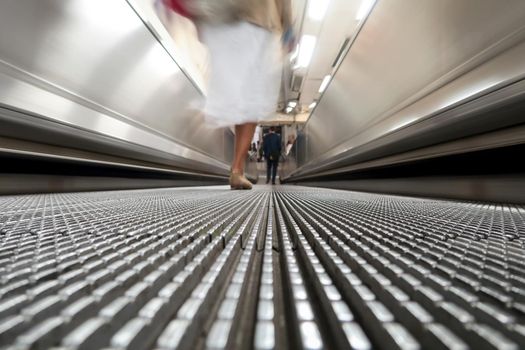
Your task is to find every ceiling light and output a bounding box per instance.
[285,106,293,114]
[288,101,298,108]
[297,35,317,68]
[309,102,317,109]
[308,0,330,21]
[319,75,331,93]
[356,0,376,21]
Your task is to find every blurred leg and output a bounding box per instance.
[272,160,278,184]
[232,122,256,174]
[266,158,271,183]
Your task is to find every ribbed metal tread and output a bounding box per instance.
[0,186,524,350]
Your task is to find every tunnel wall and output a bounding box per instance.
[290,0,525,180]
[0,0,232,176]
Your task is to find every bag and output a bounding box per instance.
[163,0,246,23]
[162,0,192,19]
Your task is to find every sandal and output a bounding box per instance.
[229,172,252,190]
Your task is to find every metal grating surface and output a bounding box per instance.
[0,186,524,350]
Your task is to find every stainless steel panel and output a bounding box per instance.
[0,187,524,347]
[0,0,232,175]
[0,174,226,195]
[290,0,525,179]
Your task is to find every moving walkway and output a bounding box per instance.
[1,1,525,349]
[1,187,524,349]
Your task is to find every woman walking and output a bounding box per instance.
[161,0,293,189]
[198,0,292,189]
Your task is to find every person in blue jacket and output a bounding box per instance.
[263,127,281,185]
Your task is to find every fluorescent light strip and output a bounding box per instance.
[356,0,376,21]
[319,75,331,93]
[309,102,317,109]
[297,35,317,68]
[308,0,330,21]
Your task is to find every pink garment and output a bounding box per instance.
[162,0,192,19]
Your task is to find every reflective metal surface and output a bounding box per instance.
[288,0,525,180]
[0,186,524,349]
[0,0,232,176]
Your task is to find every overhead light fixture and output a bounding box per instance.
[288,101,298,108]
[285,106,293,114]
[356,0,376,21]
[308,0,330,21]
[309,102,317,109]
[297,35,317,68]
[319,75,331,93]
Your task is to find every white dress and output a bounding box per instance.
[199,21,282,128]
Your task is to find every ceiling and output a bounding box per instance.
[282,0,375,118]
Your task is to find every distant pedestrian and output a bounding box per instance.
[257,141,264,162]
[248,143,257,161]
[285,134,295,155]
[263,127,281,184]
